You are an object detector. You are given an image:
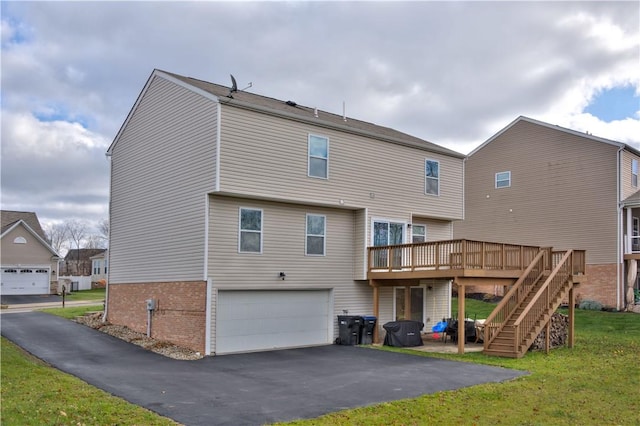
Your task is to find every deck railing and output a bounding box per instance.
[368,239,542,273]
[483,249,586,355]
[483,248,550,345]
[511,250,575,353]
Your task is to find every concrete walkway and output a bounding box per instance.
[2,312,528,426]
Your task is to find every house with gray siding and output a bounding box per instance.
[106,69,465,355]
[454,115,640,311]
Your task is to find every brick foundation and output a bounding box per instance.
[579,264,619,309]
[107,281,207,353]
[457,263,620,309]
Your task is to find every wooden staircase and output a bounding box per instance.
[483,249,583,358]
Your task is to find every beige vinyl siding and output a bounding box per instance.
[207,195,373,343]
[421,279,452,327]
[109,75,217,283]
[455,120,618,264]
[1,225,57,271]
[621,150,640,199]
[353,209,367,279]
[218,106,464,220]
[412,217,454,241]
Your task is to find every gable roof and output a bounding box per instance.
[1,211,60,257]
[1,210,48,241]
[468,115,640,158]
[622,190,640,208]
[64,248,107,262]
[108,69,464,159]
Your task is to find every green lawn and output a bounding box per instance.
[0,338,178,426]
[3,298,640,425]
[64,288,106,301]
[281,303,640,425]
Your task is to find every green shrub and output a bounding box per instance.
[634,289,640,303]
[579,299,603,311]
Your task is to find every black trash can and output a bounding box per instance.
[360,315,377,345]
[337,315,363,345]
[382,320,424,347]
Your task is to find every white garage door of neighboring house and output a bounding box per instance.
[1,268,50,295]
[216,289,332,355]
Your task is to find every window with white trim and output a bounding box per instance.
[495,171,511,188]
[308,134,329,179]
[93,260,100,275]
[412,225,426,243]
[425,159,439,195]
[239,208,263,253]
[306,214,326,256]
[633,160,638,187]
[13,236,26,244]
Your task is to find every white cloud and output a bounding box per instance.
[0,0,638,225]
[1,111,110,224]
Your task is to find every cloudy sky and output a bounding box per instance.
[1,1,639,235]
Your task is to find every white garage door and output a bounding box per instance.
[1,268,50,295]
[216,289,332,355]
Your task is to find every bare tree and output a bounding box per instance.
[44,222,69,255]
[97,218,109,246]
[84,234,106,249]
[66,219,89,274]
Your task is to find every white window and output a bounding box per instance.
[412,225,426,243]
[308,134,329,179]
[13,236,26,244]
[496,171,511,188]
[371,219,405,269]
[425,159,439,195]
[104,260,108,274]
[306,214,326,256]
[92,260,100,275]
[239,208,263,253]
[633,217,640,251]
[633,160,638,187]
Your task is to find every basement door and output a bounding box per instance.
[215,289,332,355]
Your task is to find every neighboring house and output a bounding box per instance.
[106,69,465,355]
[454,116,640,310]
[90,250,108,287]
[60,248,106,277]
[1,210,60,295]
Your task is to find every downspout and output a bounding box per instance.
[616,147,623,311]
[103,151,112,322]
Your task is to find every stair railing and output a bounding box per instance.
[511,250,573,355]
[484,248,550,346]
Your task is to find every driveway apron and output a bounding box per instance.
[1,312,528,426]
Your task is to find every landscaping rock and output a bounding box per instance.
[75,312,203,360]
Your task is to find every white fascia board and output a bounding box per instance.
[107,69,221,156]
[1,220,60,257]
[468,115,628,158]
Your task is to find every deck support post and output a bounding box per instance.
[455,278,466,354]
[372,281,380,344]
[545,320,550,355]
[568,284,575,348]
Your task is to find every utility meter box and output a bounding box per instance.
[145,299,156,311]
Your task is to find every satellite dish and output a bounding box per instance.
[230,74,238,92]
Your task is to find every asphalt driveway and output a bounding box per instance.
[1,312,528,425]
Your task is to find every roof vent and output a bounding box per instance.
[286,100,297,107]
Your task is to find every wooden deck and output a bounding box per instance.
[368,239,585,281]
[367,239,587,355]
